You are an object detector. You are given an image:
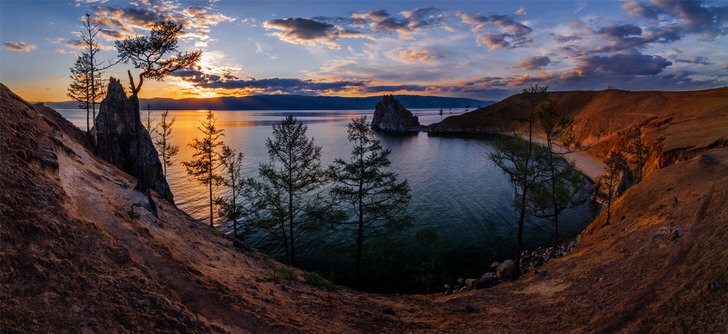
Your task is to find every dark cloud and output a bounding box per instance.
[365,84,430,93]
[459,12,533,50]
[577,52,672,75]
[263,17,370,48]
[515,56,551,71]
[4,41,35,52]
[553,34,583,43]
[594,25,681,52]
[649,0,726,39]
[172,66,366,94]
[675,56,711,65]
[597,24,642,39]
[350,7,446,33]
[265,18,334,40]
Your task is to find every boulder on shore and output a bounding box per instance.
[92,78,174,203]
[371,95,424,132]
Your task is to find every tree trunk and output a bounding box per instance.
[516,190,526,278]
[209,174,213,227]
[289,188,295,266]
[280,222,290,264]
[606,176,613,226]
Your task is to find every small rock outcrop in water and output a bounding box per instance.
[371,95,424,132]
[92,78,173,202]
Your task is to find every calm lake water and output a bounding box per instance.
[58,107,594,291]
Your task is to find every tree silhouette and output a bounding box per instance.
[490,136,550,278]
[67,12,113,139]
[153,109,179,179]
[183,110,225,227]
[215,145,249,238]
[250,116,326,266]
[603,151,627,226]
[627,128,649,182]
[328,117,412,285]
[532,100,584,257]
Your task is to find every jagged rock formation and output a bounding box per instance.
[92,78,173,202]
[371,95,424,132]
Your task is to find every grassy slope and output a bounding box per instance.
[2,83,728,332]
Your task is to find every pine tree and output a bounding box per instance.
[145,104,157,139]
[328,117,412,285]
[532,100,585,257]
[183,110,225,227]
[250,115,326,266]
[603,151,627,226]
[627,128,649,182]
[154,109,179,179]
[490,136,550,278]
[215,145,248,238]
[67,12,111,136]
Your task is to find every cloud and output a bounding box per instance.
[594,25,681,52]
[172,65,366,95]
[263,17,371,49]
[621,1,658,19]
[675,56,711,65]
[350,7,447,34]
[4,41,36,52]
[649,0,726,39]
[515,56,551,71]
[458,12,533,50]
[515,7,527,16]
[88,0,235,44]
[576,51,672,75]
[389,49,445,65]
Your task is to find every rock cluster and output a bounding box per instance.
[371,95,424,132]
[92,78,174,202]
[442,240,578,294]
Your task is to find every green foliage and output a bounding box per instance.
[626,128,650,182]
[602,150,628,225]
[327,117,412,285]
[67,13,109,133]
[115,21,201,95]
[248,115,327,266]
[303,271,329,287]
[272,267,297,282]
[412,228,449,293]
[215,145,252,238]
[153,109,179,179]
[183,110,225,227]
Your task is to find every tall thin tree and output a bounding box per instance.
[627,128,649,182]
[603,151,627,226]
[215,145,248,238]
[251,115,326,266]
[328,117,412,285]
[154,109,179,179]
[532,100,584,257]
[183,110,225,227]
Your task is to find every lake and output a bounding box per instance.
[57,107,595,291]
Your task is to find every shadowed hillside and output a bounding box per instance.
[430,87,728,178]
[2,83,728,332]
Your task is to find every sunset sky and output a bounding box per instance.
[1,0,727,102]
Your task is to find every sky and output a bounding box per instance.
[1,0,727,102]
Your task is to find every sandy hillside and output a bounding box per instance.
[2,83,728,333]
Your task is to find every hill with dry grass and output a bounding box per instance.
[2,83,728,332]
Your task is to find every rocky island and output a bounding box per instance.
[371,95,426,132]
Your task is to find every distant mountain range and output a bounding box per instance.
[45,94,492,111]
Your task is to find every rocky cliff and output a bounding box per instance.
[371,95,424,132]
[92,78,173,202]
